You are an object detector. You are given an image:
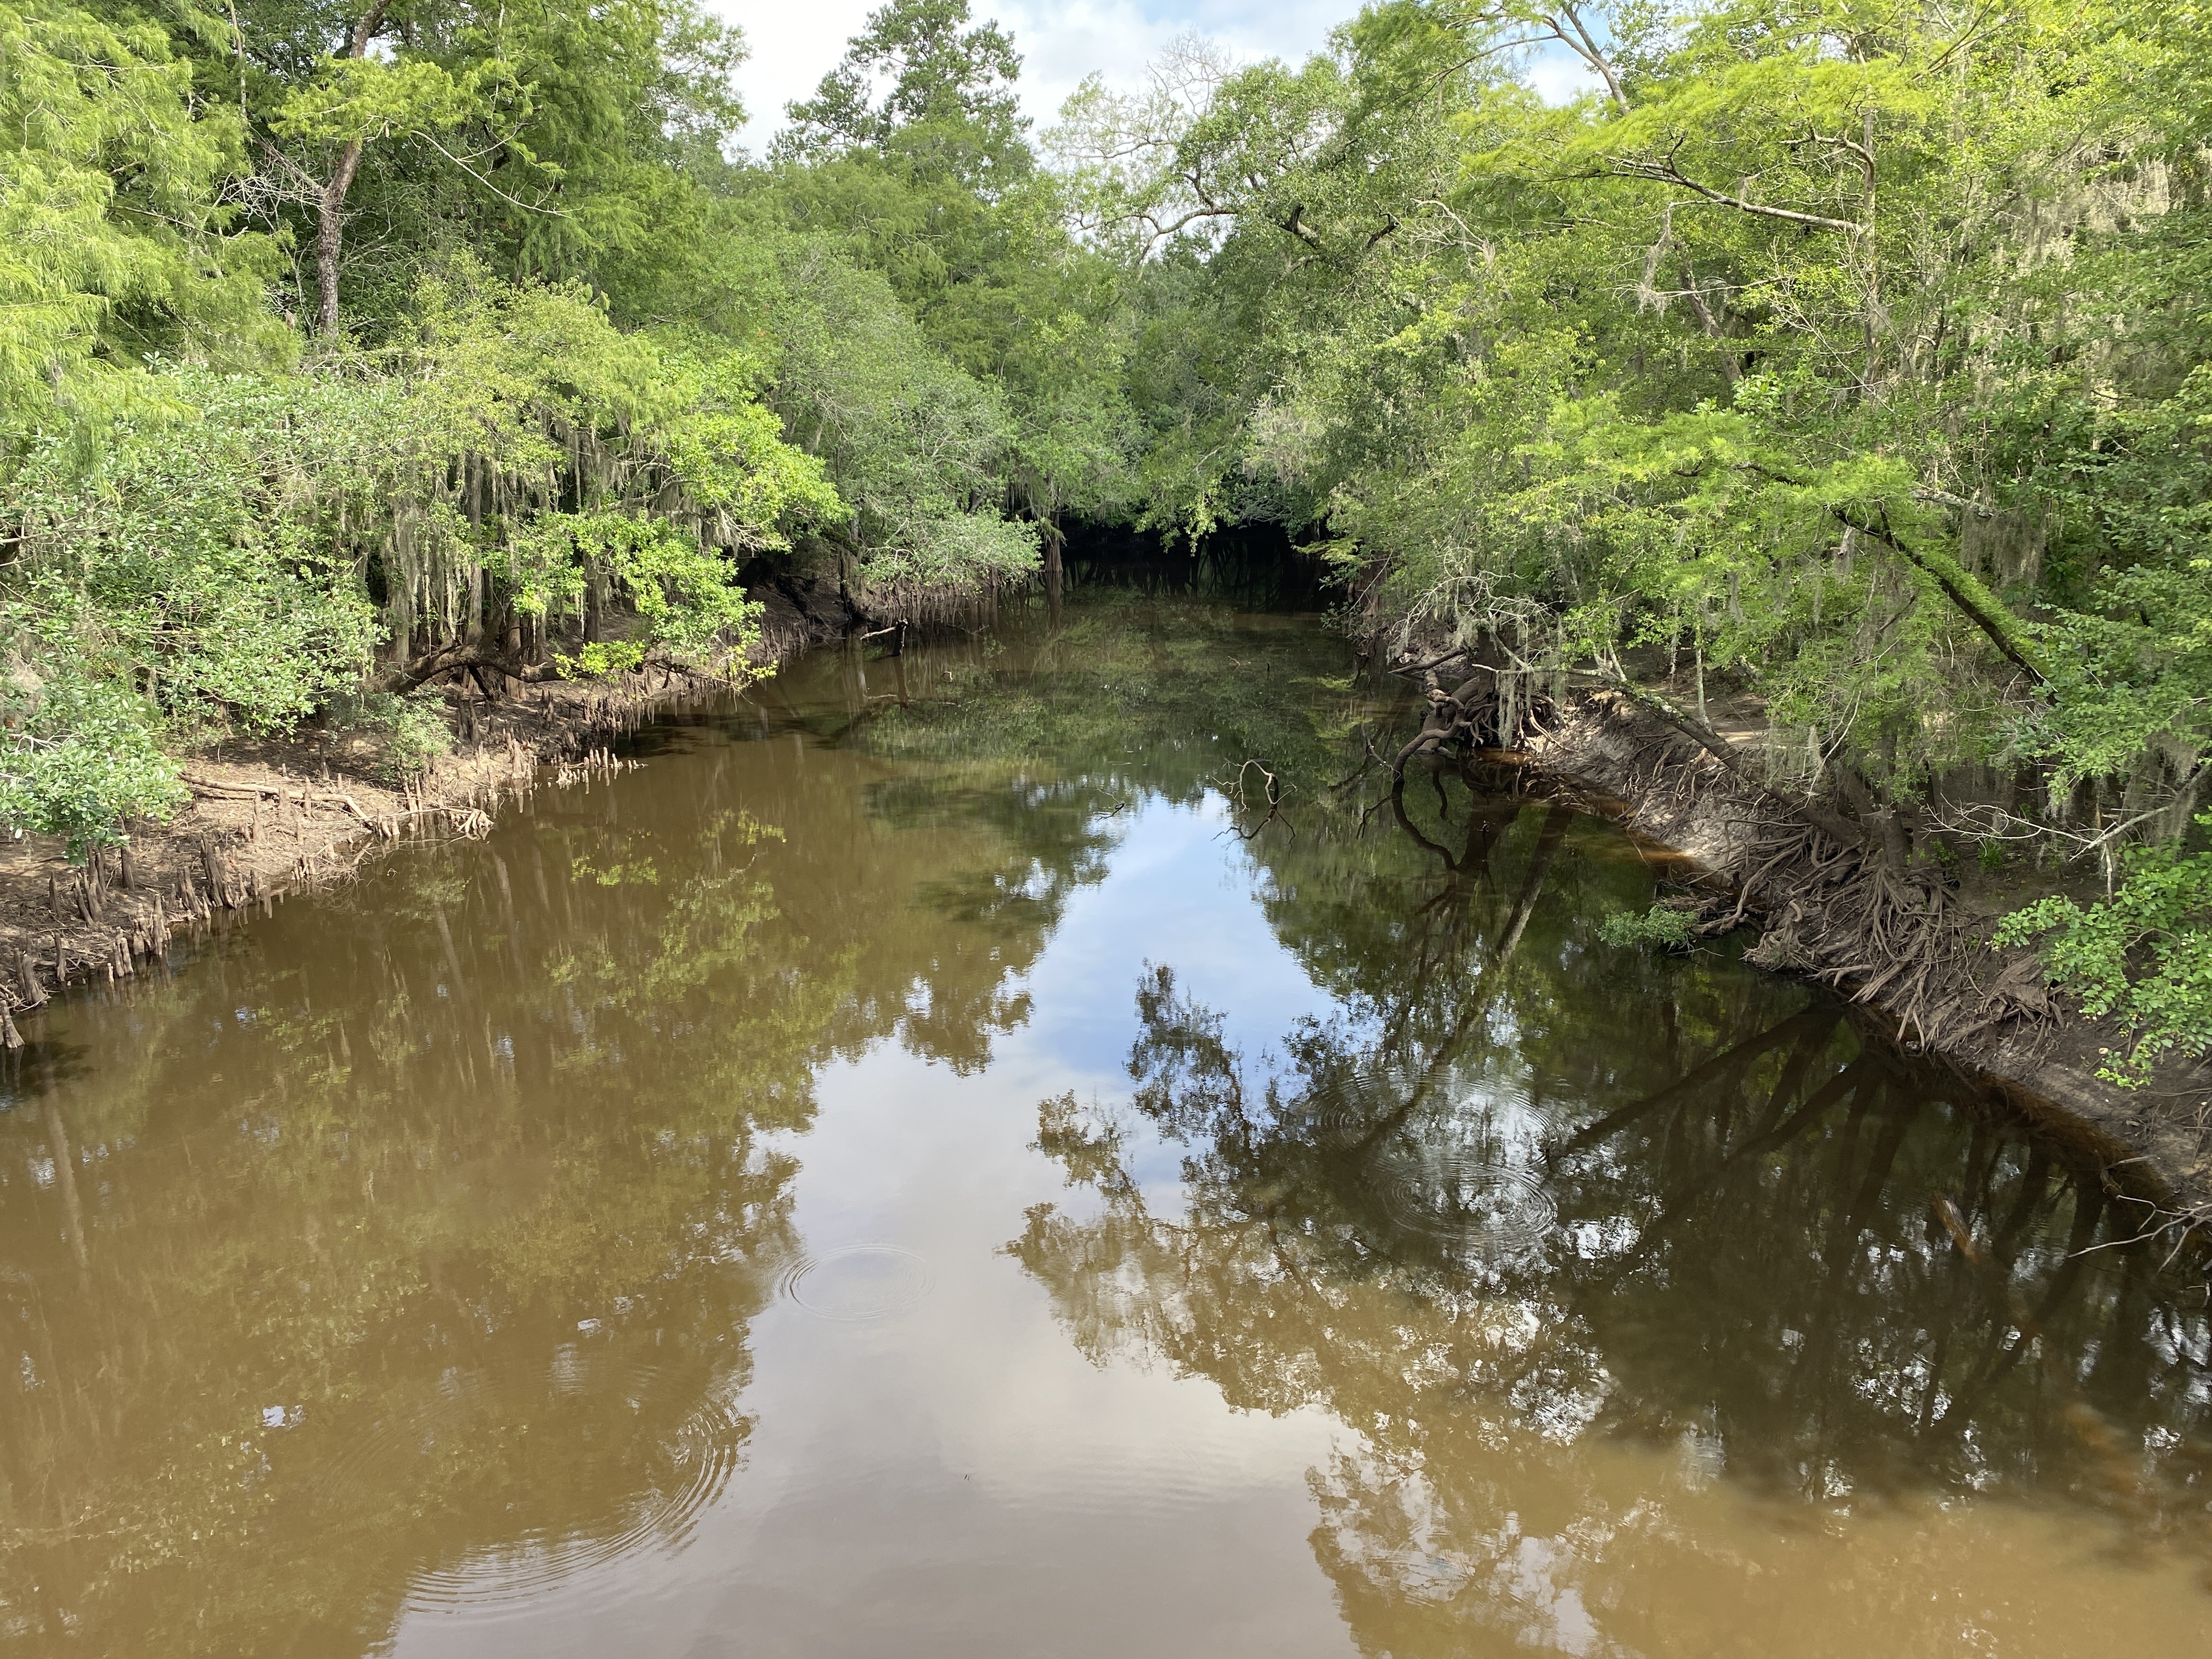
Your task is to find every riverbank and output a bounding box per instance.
[1523,686,2212,1246]
[19,589,2205,1256]
[0,665,718,1031]
[0,572,882,1028]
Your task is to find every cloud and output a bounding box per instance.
[710,1,1593,149]
[720,4,881,142]
[997,1,1350,127]
[1522,40,1602,105]
[714,0,1346,146]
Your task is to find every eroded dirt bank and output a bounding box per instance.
[0,665,731,1035]
[1525,688,2212,1243]
[0,572,872,1028]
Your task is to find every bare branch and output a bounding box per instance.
[1543,4,1630,114]
[1599,152,1864,234]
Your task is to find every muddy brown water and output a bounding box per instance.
[4,598,2209,1656]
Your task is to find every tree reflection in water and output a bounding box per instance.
[0,676,1121,1654]
[0,595,1367,1653]
[6,600,2208,1653]
[1011,791,2212,1654]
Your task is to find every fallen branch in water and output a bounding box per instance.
[1229,759,1285,840]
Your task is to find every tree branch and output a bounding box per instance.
[371,642,562,696]
[348,0,392,59]
[1546,4,1630,115]
[1832,507,2047,686]
[1599,153,1864,234]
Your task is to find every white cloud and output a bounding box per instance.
[997,1,1351,129]
[713,1,1345,148]
[710,1,1594,150]
[1522,40,1602,105]
[719,4,879,143]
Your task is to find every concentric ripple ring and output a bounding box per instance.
[1375,1159,1558,1251]
[780,1244,934,1321]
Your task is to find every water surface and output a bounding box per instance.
[4,597,2209,1655]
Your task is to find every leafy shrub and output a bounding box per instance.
[325,689,453,778]
[1598,904,1697,952]
[0,672,185,856]
[555,641,647,679]
[1996,817,2212,1084]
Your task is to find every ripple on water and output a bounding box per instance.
[309,1351,747,1615]
[402,1392,747,1612]
[1295,1068,1400,1146]
[1373,1157,1558,1252]
[778,1244,933,1321]
[1294,1070,1560,1254]
[1297,1065,1568,1143]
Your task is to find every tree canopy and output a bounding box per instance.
[9,0,2212,1064]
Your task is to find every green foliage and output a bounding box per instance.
[0,672,185,855]
[216,0,752,321]
[556,641,647,679]
[759,1,1135,552]
[752,237,1039,593]
[1996,820,2212,1082]
[0,257,841,843]
[0,0,1086,853]
[271,48,494,154]
[777,0,1027,183]
[4,368,385,844]
[324,687,454,778]
[1044,0,2212,1062]
[16,0,2212,1084]
[1049,0,2208,785]
[1598,903,1697,952]
[12,370,386,719]
[0,0,280,433]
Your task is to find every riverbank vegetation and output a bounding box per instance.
[10,0,2212,1071]
[3,0,1087,848]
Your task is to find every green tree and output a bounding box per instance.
[1062,0,2212,1066]
[0,0,280,433]
[777,0,1026,186]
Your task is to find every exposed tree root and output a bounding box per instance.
[1466,682,2212,1269]
[1382,657,2055,1054]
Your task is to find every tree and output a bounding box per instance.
[0,0,279,432]
[777,0,1026,187]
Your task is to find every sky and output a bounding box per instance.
[709,1,1598,150]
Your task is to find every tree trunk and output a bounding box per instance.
[315,139,364,337]
[312,3,391,337]
[1042,515,1063,622]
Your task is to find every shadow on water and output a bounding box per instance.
[1059,520,1334,612]
[1,594,2207,1655]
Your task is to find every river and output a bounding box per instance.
[3,594,2208,1655]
